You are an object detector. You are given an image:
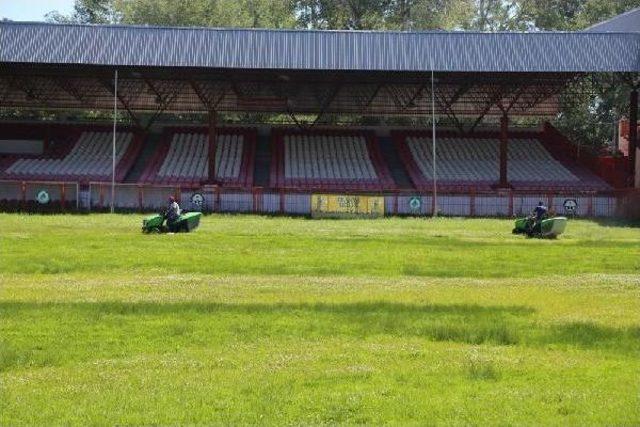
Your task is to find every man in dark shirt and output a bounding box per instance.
[529,201,548,235]
[165,196,181,232]
[534,201,548,221]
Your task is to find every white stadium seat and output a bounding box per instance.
[155,131,246,183]
[405,136,579,183]
[5,131,132,179]
[283,134,378,181]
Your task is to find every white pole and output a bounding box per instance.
[111,69,118,214]
[431,70,437,218]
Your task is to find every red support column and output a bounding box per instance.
[279,189,285,214]
[253,187,261,213]
[629,89,638,187]
[60,184,66,210]
[208,110,218,184]
[508,190,514,217]
[138,186,144,211]
[499,114,509,188]
[470,190,476,217]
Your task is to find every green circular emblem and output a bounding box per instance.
[409,196,421,211]
[36,190,50,204]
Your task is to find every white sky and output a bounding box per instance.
[1,0,75,22]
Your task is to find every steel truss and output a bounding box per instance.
[0,65,591,125]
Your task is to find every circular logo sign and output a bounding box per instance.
[563,199,577,213]
[36,190,50,205]
[409,196,422,212]
[191,192,204,207]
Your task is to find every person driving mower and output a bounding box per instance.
[164,196,181,232]
[527,201,548,236]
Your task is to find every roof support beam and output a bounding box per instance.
[435,83,473,133]
[361,84,382,112]
[189,80,212,110]
[101,78,142,129]
[142,79,180,130]
[312,83,342,125]
[11,77,53,109]
[53,78,88,107]
[469,87,506,132]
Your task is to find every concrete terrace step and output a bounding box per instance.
[378,136,415,190]
[124,132,162,183]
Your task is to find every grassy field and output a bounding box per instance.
[1,214,639,425]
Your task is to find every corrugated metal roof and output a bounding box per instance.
[586,8,640,33]
[1,21,639,72]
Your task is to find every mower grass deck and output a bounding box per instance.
[513,216,568,238]
[142,211,202,233]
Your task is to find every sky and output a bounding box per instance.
[0,0,74,22]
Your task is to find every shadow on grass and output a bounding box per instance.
[1,301,638,372]
[590,217,640,228]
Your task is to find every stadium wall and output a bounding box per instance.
[0,179,634,218]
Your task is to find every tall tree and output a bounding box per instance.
[385,0,475,30]
[296,0,389,30]
[464,0,523,31]
[48,0,297,28]
[46,0,119,24]
[518,0,640,31]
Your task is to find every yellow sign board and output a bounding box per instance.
[311,194,385,218]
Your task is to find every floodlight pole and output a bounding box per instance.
[111,69,118,214]
[431,70,438,218]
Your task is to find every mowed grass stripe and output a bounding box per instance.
[1,214,639,277]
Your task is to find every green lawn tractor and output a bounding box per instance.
[513,216,567,238]
[142,212,202,233]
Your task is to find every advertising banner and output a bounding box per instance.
[311,194,384,218]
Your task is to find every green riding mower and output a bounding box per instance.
[142,212,202,233]
[512,216,567,238]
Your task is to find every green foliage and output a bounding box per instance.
[46,0,119,24]
[555,75,632,151]
[114,0,297,28]
[465,0,523,30]
[519,0,640,31]
[516,1,640,149]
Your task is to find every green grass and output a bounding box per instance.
[0,214,639,425]
[1,214,639,277]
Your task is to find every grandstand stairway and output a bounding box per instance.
[253,132,271,188]
[124,132,161,183]
[378,136,414,190]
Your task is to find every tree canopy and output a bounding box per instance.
[43,0,640,31]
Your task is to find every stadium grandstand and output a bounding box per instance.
[0,17,638,217]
